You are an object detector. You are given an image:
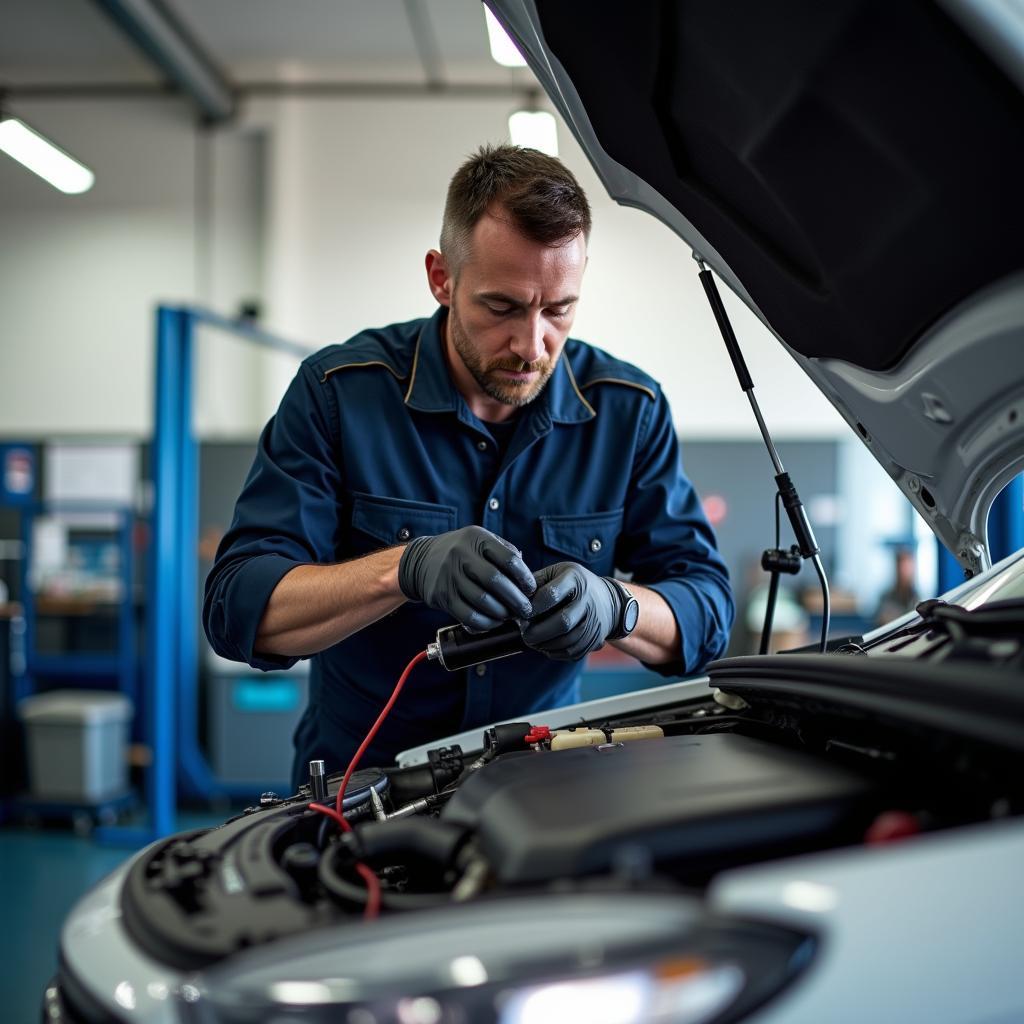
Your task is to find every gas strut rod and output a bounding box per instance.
[693,253,831,654]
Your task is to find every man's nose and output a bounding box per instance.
[509,315,546,364]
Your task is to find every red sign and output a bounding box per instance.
[702,493,728,526]
[3,447,34,500]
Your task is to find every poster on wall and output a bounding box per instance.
[44,442,138,505]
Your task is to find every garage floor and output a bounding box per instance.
[1,815,222,1023]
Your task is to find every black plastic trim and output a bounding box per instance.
[710,654,1024,752]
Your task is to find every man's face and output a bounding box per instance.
[432,208,587,414]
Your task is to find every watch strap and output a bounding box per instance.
[606,577,637,641]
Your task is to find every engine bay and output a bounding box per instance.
[118,653,1024,977]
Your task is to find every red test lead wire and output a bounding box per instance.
[336,648,429,817]
[307,801,381,919]
[306,647,430,920]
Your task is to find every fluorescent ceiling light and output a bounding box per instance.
[508,110,558,157]
[485,7,528,67]
[0,117,95,195]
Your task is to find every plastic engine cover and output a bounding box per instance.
[441,732,877,884]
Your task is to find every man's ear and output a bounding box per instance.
[425,250,453,308]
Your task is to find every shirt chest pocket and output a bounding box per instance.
[538,508,624,577]
[349,492,458,554]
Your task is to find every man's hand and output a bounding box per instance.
[520,561,623,661]
[398,526,537,632]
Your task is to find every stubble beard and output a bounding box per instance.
[448,303,557,408]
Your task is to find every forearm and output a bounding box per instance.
[610,583,680,665]
[254,546,406,658]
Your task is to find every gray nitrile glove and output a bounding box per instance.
[520,561,622,661]
[398,526,537,632]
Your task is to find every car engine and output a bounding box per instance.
[122,722,879,973]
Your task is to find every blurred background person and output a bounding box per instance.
[874,542,921,627]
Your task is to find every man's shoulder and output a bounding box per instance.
[564,338,662,404]
[303,317,426,385]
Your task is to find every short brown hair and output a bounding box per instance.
[440,144,591,272]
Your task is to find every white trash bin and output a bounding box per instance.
[17,690,133,802]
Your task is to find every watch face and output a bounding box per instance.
[623,598,640,633]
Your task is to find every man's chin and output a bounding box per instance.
[483,380,544,407]
[481,367,554,407]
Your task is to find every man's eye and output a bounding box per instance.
[547,308,570,319]
[487,305,514,316]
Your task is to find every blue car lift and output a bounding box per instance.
[103,306,311,846]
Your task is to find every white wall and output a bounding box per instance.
[0,91,847,440]
[0,99,195,437]
[0,97,269,439]
[193,129,274,439]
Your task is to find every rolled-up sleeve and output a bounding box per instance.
[203,362,342,671]
[618,391,734,676]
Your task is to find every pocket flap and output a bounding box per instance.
[350,492,457,546]
[540,508,624,563]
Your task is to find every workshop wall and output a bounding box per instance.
[0,97,266,439]
[0,92,846,441]
[0,98,194,437]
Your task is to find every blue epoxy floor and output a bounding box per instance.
[1,814,225,1024]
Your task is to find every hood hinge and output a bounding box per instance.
[955,532,985,578]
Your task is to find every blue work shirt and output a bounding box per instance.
[203,306,733,787]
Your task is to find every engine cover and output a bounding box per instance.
[442,732,877,884]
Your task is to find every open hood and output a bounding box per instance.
[488,0,1024,575]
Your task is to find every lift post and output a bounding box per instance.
[98,305,311,845]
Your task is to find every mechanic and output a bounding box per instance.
[204,144,734,790]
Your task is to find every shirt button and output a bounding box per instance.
[477,440,488,451]
[590,538,602,553]
[475,664,487,677]
[397,527,411,542]
[488,498,500,511]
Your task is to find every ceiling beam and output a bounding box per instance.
[90,0,234,121]
[242,80,529,99]
[4,80,537,102]
[402,0,446,89]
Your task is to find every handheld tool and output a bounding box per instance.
[426,621,525,671]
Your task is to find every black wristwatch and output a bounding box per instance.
[606,578,640,640]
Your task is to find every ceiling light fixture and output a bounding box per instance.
[485,7,528,67]
[508,108,558,157]
[0,114,95,195]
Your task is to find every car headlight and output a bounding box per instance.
[498,959,745,1024]
[180,893,813,1024]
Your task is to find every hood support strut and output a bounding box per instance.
[694,253,832,654]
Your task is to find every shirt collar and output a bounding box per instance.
[404,305,596,424]
[403,306,456,412]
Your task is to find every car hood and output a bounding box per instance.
[488,0,1024,574]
